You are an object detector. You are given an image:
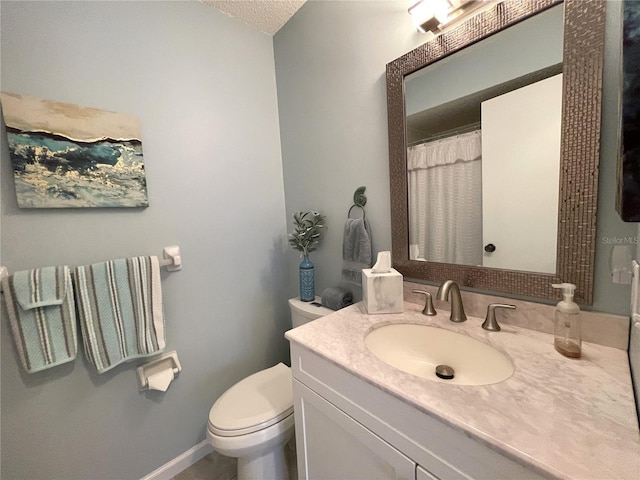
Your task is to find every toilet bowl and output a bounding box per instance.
[207,363,294,479]
[206,297,332,480]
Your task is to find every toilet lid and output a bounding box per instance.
[208,363,293,437]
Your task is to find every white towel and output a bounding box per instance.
[2,266,77,373]
[74,256,165,373]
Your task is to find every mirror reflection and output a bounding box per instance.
[405,5,564,274]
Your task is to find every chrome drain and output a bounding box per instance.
[435,364,455,380]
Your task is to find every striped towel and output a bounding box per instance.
[74,256,165,373]
[1,266,77,373]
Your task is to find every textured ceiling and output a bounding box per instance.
[203,0,306,36]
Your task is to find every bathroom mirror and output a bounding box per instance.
[387,0,605,304]
[405,5,564,275]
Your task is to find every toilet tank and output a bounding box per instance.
[289,297,333,328]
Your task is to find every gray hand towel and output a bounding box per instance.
[321,286,354,311]
[342,217,373,286]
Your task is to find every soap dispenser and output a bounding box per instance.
[551,283,581,358]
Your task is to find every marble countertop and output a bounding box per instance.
[285,302,640,480]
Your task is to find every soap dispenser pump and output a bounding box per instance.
[551,283,581,358]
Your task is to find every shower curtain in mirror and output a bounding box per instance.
[408,130,482,266]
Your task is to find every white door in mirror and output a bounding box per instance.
[481,74,562,273]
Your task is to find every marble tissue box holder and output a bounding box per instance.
[362,252,403,314]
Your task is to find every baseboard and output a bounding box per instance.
[140,440,213,480]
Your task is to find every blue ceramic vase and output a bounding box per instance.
[299,254,315,302]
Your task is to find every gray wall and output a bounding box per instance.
[1,2,290,479]
[0,1,635,479]
[275,0,635,315]
[275,0,420,301]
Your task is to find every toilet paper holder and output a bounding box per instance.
[137,350,182,391]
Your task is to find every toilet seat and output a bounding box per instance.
[208,363,293,437]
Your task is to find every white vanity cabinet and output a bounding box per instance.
[294,381,415,480]
[290,343,546,480]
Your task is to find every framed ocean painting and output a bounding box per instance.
[0,92,149,208]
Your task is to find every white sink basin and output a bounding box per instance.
[364,324,514,386]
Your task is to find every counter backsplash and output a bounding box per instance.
[403,281,630,350]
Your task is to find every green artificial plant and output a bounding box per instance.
[288,211,326,256]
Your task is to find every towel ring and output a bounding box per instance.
[348,204,365,220]
[347,186,367,220]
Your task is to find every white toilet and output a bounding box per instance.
[206,297,332,480]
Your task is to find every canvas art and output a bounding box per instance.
[0,92,149,208]
[618,1,640,220]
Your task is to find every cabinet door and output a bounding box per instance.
[294,380,415,480]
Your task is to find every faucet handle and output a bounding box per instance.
[412,290,437,316]
[482,303,516,331]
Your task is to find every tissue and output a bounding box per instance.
[371,251,391,273]
[147,368,175,392]
[137,350,182,392]
[362,251,403,314]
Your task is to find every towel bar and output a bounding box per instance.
[0,245,182,293]
[159,245,182,271]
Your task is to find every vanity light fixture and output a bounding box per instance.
[408,0,488,34]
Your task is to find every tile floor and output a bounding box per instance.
[173,440,297,480]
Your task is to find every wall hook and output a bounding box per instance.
[353,186,367,207]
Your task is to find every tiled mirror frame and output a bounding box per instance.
[386,0,606,305]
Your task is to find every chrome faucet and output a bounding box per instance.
[482,303,516,331]
[436,280,467,323]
